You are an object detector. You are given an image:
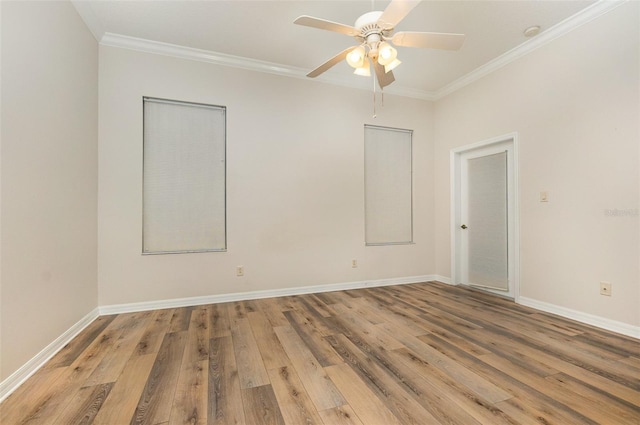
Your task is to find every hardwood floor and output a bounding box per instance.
[1,281,639,424]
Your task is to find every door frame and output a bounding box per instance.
[450,132,520,300]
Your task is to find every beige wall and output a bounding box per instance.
[97,46,435,306]
[434,2,639,326]
[0,1,98,379]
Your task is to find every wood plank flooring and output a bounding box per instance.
[1,281,639,424]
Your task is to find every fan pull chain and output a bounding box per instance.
[372,74,377,118]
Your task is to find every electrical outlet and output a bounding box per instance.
[351,259,358,268]
[236,266,244,277]
[600,281,611,296]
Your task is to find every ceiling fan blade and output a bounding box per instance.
[294,15,359,36]
[306,46,356,78]
[373,60,395,88]
[377,0,421,29]
[392,31,465,50]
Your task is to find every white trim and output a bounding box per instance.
[432,275,454,285]
[518,297,640,340]
[450,133,520,300]
[100,275,438,315]
[433,0,627,100]
[83,1,624,102]
[0,308,100,403]
[2,279,637,404]
[99,33,434,101]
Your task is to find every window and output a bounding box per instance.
[364,125,413,245]
[143,97,226,254]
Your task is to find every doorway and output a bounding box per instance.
[451,134,519,299]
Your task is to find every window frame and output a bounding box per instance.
[364,124,414,246]
[142,96,227,255]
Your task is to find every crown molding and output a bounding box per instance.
[432,0,627,100]
[94,0,623,102]
[100,33,434,101]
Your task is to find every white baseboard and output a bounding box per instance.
[7,279,634,405]
[99,275,440,315]
[0,308,100,403]
[1,275,438,402]
[432,275,454,285]
[518,297,640,339]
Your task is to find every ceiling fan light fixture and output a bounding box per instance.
[384,58,401,73]
[354,59,371,76]
[377,42,397,66]
[346,45,366,68]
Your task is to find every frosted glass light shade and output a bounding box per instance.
[346,46,366,68]
[354,59,371,76]
[377,42,397,66]
[384,58,401,73]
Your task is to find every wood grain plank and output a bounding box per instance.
[326,333,459,425]
[544,373,640,424]
[326,323,493,425]
[169,309,210,425]
[228,300,258,320]
[84,311,153,386]
[478,353,606,424]
[379,320,512,403]
[289,297,337,336]
[43,315,117,369]
[92,354,156,425]
[267,366,325,425]
[257,297,291,328]
[242,385,285,425]
[274,325,345,411]
[188,305,210,361]
[169,307,195,333]
[208,336,246,425]
[247,310,292,370]
[169,360,208,425]
[230,317,270,389]
[318,405,363,425]
[299,293,336,317]
[130,331,188,425]
[331,303,404,351]
[134,309,174,356]
[390,348,519,425]
[418,306,640,407]
[11,326,123,425]
[51,383,113,425]
[209,303,231,338]
[0,366,67,425]
[325,364,402,425]
[283,310,342,367]
[413,332,599,425]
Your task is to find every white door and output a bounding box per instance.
[452,137,518,298]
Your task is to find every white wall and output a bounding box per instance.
[0,1,99,379]
[98,46,434,306]
[434,2,639,327]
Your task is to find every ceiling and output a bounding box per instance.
[73,0,601,99]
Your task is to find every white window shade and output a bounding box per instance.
[143,98,226,254]
[365,125,413,245]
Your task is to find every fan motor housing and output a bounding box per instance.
[354,11,392,41]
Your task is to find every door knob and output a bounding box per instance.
[460,224,468,229]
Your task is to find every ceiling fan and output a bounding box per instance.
[294,0,465,89]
